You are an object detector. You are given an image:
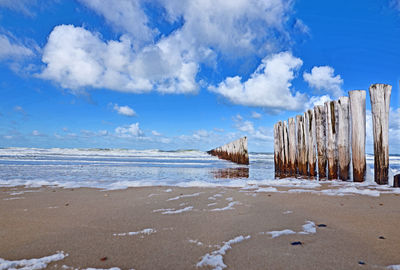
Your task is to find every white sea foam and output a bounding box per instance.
[189,239,204,246]
[266,229,296,238]
[167,192,202,201]
[0,251,67,269]
[299,221,316,234]
[209,201,240,212]
[113,228,156,236]
[161,206,193,214]
[283,210,293,214]
[196,235,251,270]
[387,265,400,270]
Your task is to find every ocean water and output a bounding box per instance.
[0,148,399,190]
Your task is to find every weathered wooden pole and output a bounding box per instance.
[394,174,400,188]
[305,110,316,177]
[288,117,297,176]
[296,115,307,177]
[325,100,338,179]
[337,97,350,180]
[314,105,327,179]
[277,121,285,176]
[207,137,249,165]
[349,90,366,182]
[274,123,279,177]
[369,84,392,185]
[283,120,289,176]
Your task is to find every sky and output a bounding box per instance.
[0,0,399,153]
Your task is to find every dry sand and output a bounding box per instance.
[1,185,400,269]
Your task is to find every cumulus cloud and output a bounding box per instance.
[32,130,40,136]
[113,104,136,116]
[236,120,255,133]
[115,123,143,138]
[38,25,198,94]
[304,94,332,110]
[78,0,155,47]
[209,52,307,111]
[303,66,344,98]
[38,1,303,95]
[0,35,33,60]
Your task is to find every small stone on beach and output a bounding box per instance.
[358,261,365,265]
[378,236,385,239]
[100,257,107,261]
[291,241,302,246]
[317,224,327,227]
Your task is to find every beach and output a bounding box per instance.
[1,185,400,270]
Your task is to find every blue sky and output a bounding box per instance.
[0,0,399,153]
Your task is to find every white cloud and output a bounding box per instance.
[78,0,155,47]
[251,111,262,119]
[304,94,332,110]
[115,123,143,138]
[38,1,302,95]
[303,66,344,98]
[113,104,136,116]
[151,130,161,136]
[0,35,33,60]
[209,52,307,111]
[32,130,40,136]
[39,25,198,94]
[236,120,255,133]
[0,0,36,16]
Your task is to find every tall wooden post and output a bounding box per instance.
[349,90,366,182]
[337,97,350,180]
[283,120,289,176]
[277,121,285,177]
[274,123,279,178]
[296,115,307,176]
[288,117,297,176]
[369,84,392,185]
[314,105,327,179]
[305,110,316,177]
[325,101,338,179]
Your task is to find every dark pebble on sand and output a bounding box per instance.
[65,203,69,206]
[317,224,327,227]
[379,236,385,239]
[358,261,365,265]
[100,257,107,261]
[291,241,302,246]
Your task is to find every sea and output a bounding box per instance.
[0,147,399,190]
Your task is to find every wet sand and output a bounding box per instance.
[1,185,400,269]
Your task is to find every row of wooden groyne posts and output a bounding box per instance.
[273,83,397,186]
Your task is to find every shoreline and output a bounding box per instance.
[1,185,400,269]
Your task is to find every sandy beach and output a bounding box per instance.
[1,185,400,270]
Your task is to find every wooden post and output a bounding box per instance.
[207,137,249,165]
[314,105,327,179]
[349,90,366,182]
[288,117,297,176]
[283,120,289,176]
[394,174,400,188]
[337,97,350,180]
[274,123,279,178]
[325,101,338,179]
[296,115,307,176]
[369,84,392,185]
[277,121,284,177]
[305,110,316,177]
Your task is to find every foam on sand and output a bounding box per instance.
[113,228,156,236]
[266,229,296,238]
[209,201,240,212]
[387,265,400,270]
[167,192,202,201]
[0,251,67,269]
[161,206,193,214]
[196,235,251,269]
